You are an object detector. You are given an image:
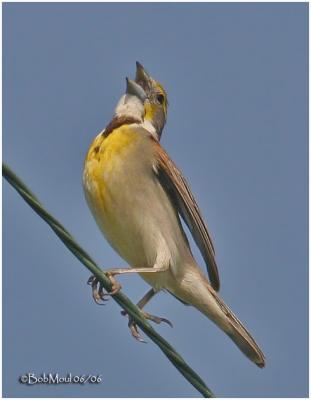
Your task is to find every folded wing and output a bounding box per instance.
[152,139,220,291]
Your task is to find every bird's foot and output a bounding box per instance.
[121,310,173,342]
[87,273,122,305]
[87,276,107,305]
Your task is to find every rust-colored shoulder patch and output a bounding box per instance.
[103,116,141,138]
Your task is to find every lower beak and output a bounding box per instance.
[126,78,147,102]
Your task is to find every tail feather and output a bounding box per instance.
[174,269,265,367]
[209,289,265,368]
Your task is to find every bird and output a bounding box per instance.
[83,69,265,367]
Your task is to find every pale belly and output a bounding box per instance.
[83,132,193,290]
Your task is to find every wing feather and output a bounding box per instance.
[152,139,220,291]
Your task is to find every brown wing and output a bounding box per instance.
[152,139,220,291]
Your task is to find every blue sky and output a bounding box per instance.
[3,3,308,397]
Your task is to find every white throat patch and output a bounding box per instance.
[115,94,144,121]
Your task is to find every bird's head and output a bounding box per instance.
[135,62,168,140]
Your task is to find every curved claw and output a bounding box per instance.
[91,282,107,305]
[134,335,147,344]
[88,275,109,305]
[87,276,96,285]
[97,282,110,302]
[142,312,173,328]
[92,292,106,305]
[158,317,173,328]
[128,319,147,343]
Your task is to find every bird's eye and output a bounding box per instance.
[157,94,165,104]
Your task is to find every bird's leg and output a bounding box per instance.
[106,265,169,275]
[121,288,173,342]
[87,265,169,305]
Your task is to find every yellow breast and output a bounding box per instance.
[84,126,140,179]
[84,125,139,208]
[83,124,152,244]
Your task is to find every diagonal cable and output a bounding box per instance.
[3,162,214,398]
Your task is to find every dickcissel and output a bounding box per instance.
[83,68,265,368]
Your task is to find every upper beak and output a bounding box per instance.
[126,77,147,102]
[135,61,152,90]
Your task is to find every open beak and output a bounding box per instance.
[135,61,152,91]
[126,77,147,102]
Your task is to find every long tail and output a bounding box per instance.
[208,286,265,367]
[173,268,265,367]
